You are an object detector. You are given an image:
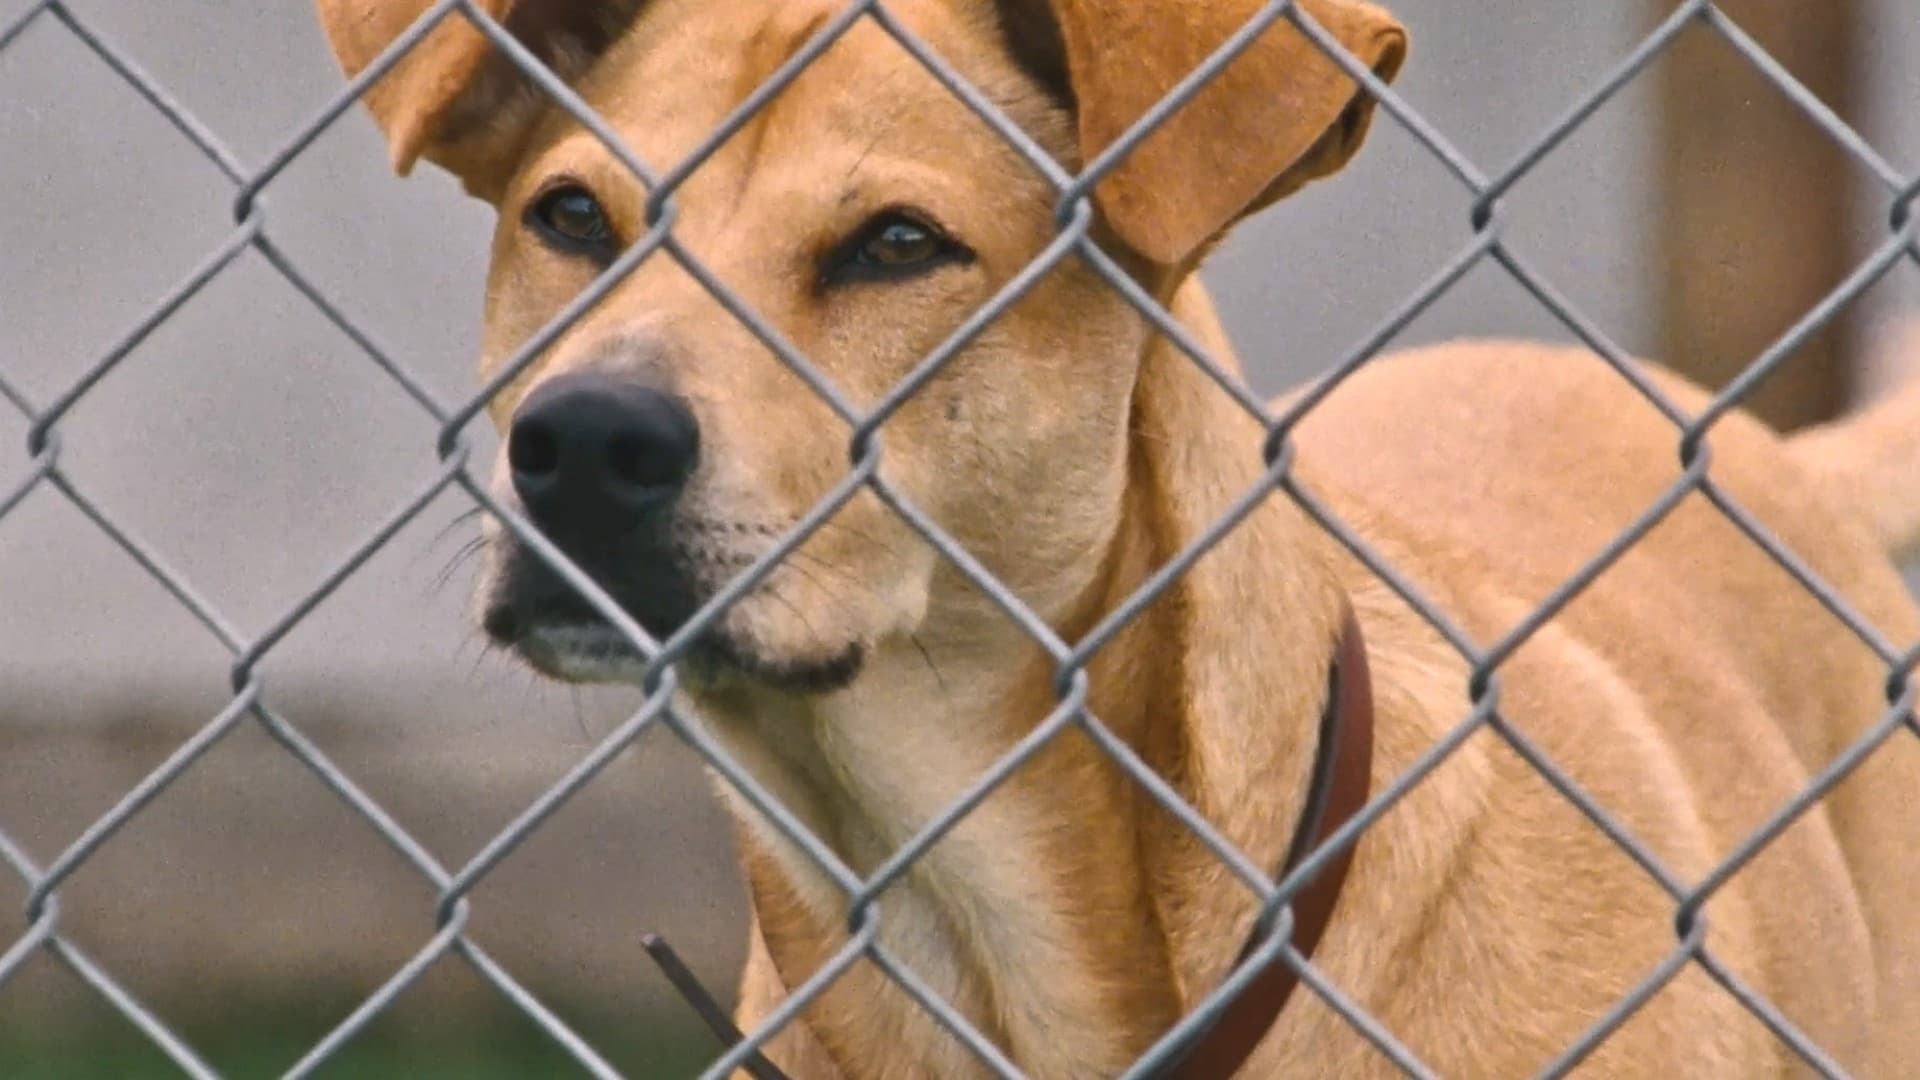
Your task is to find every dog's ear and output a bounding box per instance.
[999,0,1406,266]
[315,0,644,199]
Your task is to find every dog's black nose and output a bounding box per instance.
[507,373,699,536]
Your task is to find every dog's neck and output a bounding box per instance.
[706,278,1351,1077]
[1100,276,1352,1008]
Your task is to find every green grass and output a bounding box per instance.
[0,1001,717,1079]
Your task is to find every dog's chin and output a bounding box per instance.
[507,619,865,695]
[512,622,653,684]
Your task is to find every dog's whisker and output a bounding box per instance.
[784,548,888,606]
[817,516,910,562]
[468,638,498,682]
[426,505,487,551]
[761,577,830,645]
[910,632,950,698]
[568,684,592,743]
[431,535,489,596]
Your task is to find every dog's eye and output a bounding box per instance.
[527,184,617,258]
[827,211,971,285]
[858,218,943,267]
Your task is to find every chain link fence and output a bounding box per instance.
[4,0,1920,1076]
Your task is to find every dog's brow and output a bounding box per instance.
[839,132,887,198]
[750,6,834,89]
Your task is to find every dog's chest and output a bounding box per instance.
[706,676,1149,1076]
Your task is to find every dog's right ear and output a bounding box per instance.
[315,0,644,200]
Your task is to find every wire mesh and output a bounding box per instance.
[2,0,1918,1077]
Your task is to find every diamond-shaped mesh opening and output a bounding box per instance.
[5,0,1920,1077]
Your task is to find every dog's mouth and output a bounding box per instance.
[480,551,865,694]
[490,608,865,694]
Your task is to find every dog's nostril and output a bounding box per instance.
[509,422,560,476]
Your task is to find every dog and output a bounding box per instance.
[317,0,1920,1075]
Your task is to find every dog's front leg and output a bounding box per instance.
[733,911,846,1080]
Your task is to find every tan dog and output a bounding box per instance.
[318,0,1920,1075]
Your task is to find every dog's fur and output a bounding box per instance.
[318,0,1920,1074]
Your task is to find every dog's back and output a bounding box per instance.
[1290,337,1920,1073]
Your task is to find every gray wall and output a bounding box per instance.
[3,0,1918,1043]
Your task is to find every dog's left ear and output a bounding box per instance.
[1000,0,1406,266]
[315,0,645,199]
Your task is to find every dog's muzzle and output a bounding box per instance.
[481,372,703,671]
[478,372,866,693]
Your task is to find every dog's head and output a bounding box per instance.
[319,0,1404,694]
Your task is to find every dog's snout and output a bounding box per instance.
[507,373,699,535]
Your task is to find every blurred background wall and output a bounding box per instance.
[2,1,1918,1075]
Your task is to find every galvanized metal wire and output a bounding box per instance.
[3,0,1918,1076]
